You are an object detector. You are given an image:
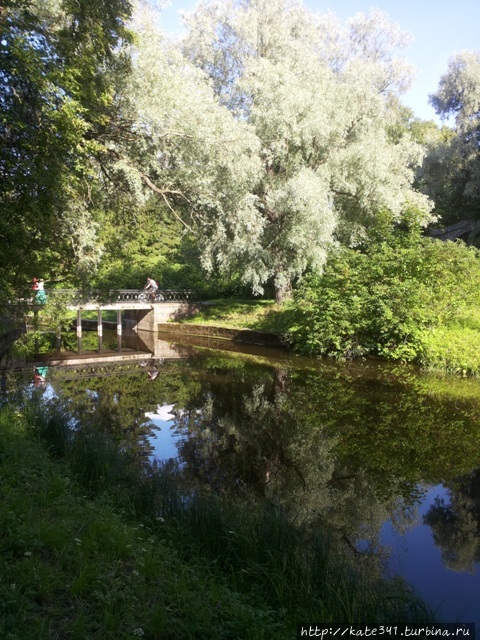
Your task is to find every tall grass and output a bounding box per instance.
[159,494,431,625]
[3,397,434,637]
[0,404,284,639]
[420,308,480,376]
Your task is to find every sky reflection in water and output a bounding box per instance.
[382,485,480,627]
[145,404,181,462]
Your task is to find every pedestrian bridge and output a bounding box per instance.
[33,288,202,336]
[45,288,198,308]
[429,219,480,243]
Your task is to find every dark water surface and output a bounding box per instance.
[4,330,480,626]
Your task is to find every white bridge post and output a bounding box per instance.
[97,309,103,353]
[117,309,122,352]
[117,309,122,335]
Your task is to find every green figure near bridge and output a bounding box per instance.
[31,278,47,304]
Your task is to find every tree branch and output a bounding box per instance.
[332,189,356,198]
[140,173,196,234]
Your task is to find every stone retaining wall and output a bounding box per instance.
[157,322,283,347]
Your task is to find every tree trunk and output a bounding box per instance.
[274,279,292,304]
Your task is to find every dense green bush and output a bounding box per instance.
[288,224,480,362]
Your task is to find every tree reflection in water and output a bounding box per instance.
[424,470,480,573]
[39,353,480,584]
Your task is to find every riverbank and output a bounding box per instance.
[178,299,288,333]
[174,299,480,376]
[0,399,433,638]
[0,408,277,639]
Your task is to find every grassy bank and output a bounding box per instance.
[0,398,433,638]
[0,403,285,639]
[180,299,480,376]
[419,308,480,376]
[185,299,289,333]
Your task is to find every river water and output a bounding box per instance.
[3,329,480,626]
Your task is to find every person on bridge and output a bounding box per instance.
[144,277,158,300]
[35,278,47,304]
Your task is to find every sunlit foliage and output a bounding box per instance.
[180,0,433,299]
[288,218,480,362]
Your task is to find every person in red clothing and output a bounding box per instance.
[33,367,47,386]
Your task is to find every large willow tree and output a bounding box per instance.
[177,0,433,301]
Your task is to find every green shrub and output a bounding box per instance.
[288,224,480,364]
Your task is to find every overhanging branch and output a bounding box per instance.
[332,189,356,198]
[140,173,196,234]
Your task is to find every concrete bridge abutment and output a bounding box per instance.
[124,302,204,333]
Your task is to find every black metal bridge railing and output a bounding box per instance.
[112,289,197,303]
[35,289,199,305]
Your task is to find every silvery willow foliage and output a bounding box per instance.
[113,5,263,286]
[429,51,480,208]
[125,0,433,300]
